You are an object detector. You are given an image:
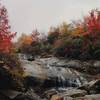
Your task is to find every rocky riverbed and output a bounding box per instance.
[0,57,100,100]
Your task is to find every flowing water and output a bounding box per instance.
[21,56,88,88]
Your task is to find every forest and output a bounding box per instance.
[17,9,100,60]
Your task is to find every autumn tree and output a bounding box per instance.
[0,3,16,53]
[80,10,100,59]
[0,3,24,88]
[17,30,41,55]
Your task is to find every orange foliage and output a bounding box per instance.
[18,34,33,46]
[71,23,84,36]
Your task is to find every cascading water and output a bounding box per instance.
[21,56,88,89]
[38,57,88,88]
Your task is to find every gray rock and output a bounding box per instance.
[79,79,100,94]
[60,88,87,97]
[75,94,100,100]
[65,60,82,68]
[84,94,100,100]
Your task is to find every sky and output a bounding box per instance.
[1,0,100,37]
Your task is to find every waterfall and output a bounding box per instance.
[38,57,88,88]
[21,57,88,89]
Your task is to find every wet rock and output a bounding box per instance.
[61,88,87,98]
[76,94,100,100]
[51,88,86,100]
[48,58,100,75]
[79,79,100,94]
[66,60,100,75]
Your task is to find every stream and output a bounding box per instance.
[21,57,88,90]
[1,55,100,100]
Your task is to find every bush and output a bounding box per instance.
[47,32,59,44]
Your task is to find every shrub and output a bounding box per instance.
[47,31,59,44]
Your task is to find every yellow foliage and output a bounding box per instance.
[71,26,84,36]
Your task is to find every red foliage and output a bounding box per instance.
[75,10,100,54]
[83,10,100,36]
[0,4,16,53]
